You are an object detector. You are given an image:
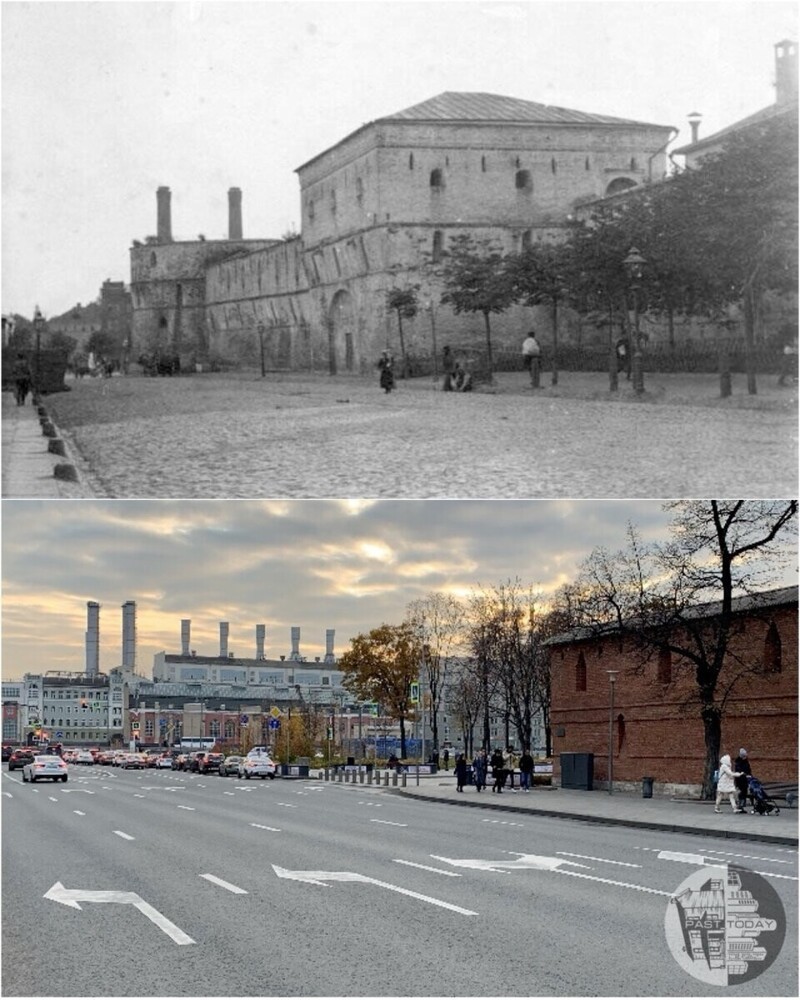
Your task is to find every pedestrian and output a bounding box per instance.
[777,333,798,387]
[472,749,487,792]
[521,331,541,387]
[714,753,744,813]
[11,352,32,406]
[616,337,631,380]
[504,746,518,790]
[733,747,752,811]
[442,747,450,771]
[519,748,534,791]
[452,361,472,391]
[378,350,395,392]
[490,747,506,793]
[441,345,455,391]
[454,753,468,792]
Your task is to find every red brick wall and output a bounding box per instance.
[549,603,797,787]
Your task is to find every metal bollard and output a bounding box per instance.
[401,772,407,787]
[367,771,372,785]
[359,771,365,784]
[384,771,389,786]
[392,771,398,786]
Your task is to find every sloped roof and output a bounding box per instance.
[673,101,796,154]
[384,91,664,128]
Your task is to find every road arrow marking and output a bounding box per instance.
[199,874,248,894]
[44,882,194,944]
[431,853,590,873]
[272,865,477,915]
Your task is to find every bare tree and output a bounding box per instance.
[560,501,797,796]
[445,662,483,757]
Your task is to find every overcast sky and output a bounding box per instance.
[2,0,796,319]
[1,499,796,681]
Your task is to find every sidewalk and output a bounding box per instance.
[1,391,93,498]
[364,772,799,847]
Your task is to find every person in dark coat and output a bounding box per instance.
[378,350,395,392]
[454,753,468,792]
[519,748,534,791]
[733,747,752,810]
[472,749,487,792]
[11,353,32,406]
[441,345,455,391]
[490,748,506,793]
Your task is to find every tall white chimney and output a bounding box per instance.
[256,624,266,659]
[220,622,229,658]
[121,601,136,670]
[85,602,100,677]
[324,628,336,664]
[289,626,301,661]
[181,619,191,656]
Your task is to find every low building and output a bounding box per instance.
[547,587,797,796]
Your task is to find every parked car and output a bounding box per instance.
[7,749,37,771]
[121,753,146,769]
[22,755,68,783]
[239,755,277,779]
[74,750,95,765]
[173,753,189,771]
[155,754,174,768]
[218,755,243,777]
[188,752,208,773]
[197,752,224,774]
[2,744,18,762]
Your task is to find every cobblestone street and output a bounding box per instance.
[41,370,798,498]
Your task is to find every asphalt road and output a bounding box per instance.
[3,765,797,997]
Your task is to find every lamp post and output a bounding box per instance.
[257,323,266,377]
[33,305,46,396]
[622,247,646,395]
[424,300,438,382]
[607,671,618,794]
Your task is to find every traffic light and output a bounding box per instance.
[410,681,420,704]
[326,726,333,740]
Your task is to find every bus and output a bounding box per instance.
[178,737,216,750]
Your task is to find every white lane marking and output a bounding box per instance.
[357,801,382,808]
[250,823,281,832]
[637,845,794,866]
[557,852,642,868]
[431,853,590,873]
[482,818,525,828]
[134,794,146,799]
[394,859,462,877]
[3,792,12,798]
[370,819,407,827]
[223,791,235,796]
[276,802,298,808]
[48,796,59,802]
[557,869,673,897]
[272,865,477,915]
[44,881,194,945]
[73,810,86,816]
[177,805,195,811]
[199,874,248,894]
[62,789,95,794]
[113,831,135,841]
[657,850,727,866]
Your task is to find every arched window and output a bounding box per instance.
[432,230,444,263]
[225,720,235,739]
[657,647,672,685]
[551,157,557,174]
[430,168,444,189]
[515,169,532,192]
[605,177,637,196]
[585,157,591,170]
[630,156,638,170]
[150,251,157,266]
[764,621,782,672]
[521,229,532,250]
[159,316,168,330]
[409,153,414,170]
[576,652,587,691]
[481,155,487,172]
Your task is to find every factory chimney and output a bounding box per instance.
[181,619,191,656]
[256,624,266,660]
[324,629,336,664]
[85,602,100,677]
[220,622,229,659]
[121,601,137,671]
[156,186,172,243]
[228,187,243,240]
[289,626,301,661]
[775,39,798,106]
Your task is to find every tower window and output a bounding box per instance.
[481,155,487,172]
[409,153,414,170]
[657,647,672,685]
[430,168,444,189]
[630,157,638,170]
[521,229,532,250]
[150,252,157,267]
[551,157,557,174]
[432,230,444,263]
[576,652,587,692]
[764,621,782,673]
[355,177,364,203]
[515,169,532,192]
[585,157,590,170]
[308,199,315,221]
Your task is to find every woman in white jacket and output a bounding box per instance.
[715,753,745,813]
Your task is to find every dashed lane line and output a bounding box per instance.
[114,831,135,841]
[394,859,461,877]
[199,874,248,894]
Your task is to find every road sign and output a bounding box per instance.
[240,714,249,724]
[270,706,282,719]
[131,722,140,731]
[55,731,63,738]
[410,681,420,704]
[268,719,280,730]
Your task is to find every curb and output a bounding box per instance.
[393,788,799,848]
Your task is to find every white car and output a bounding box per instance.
[239,756,277,779]
[155,755,174,768]
[22,755,68,783]
[74,750,95,765]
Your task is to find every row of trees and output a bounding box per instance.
[338,501,796,795]
[386,112,797,392]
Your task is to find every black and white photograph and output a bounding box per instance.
[1,2,798,1000]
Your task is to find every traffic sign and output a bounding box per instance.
[268,719,280,730]
[270,706,281,719]
[240,714,249,724]
[55,731,64,738]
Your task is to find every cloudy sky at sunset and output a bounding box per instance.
[3,0,796,317]
[2,499,797,681]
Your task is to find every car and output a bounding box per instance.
[173,753,189,770]
[197,752,224,774]
[22,755,68,783]
[7,749,37,771]
[155,754,174,768]
[218,755,243,777]
[74,750,95,765]
[2,744,18,762]
[97,750,116,764]
[121,753,146,769]
[239,755,277,779]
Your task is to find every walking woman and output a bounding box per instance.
[715,753,745,813]
[454,753,468,792]
[378,350,395,392]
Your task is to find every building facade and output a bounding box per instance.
[547,587,798,796]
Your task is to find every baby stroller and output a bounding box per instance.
[748,776,781,815]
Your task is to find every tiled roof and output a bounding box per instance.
[382,91,664,128]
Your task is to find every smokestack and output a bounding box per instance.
[181,619,191,656]
[289,626,301,661]
[85,602,100,677]
[687,111,702,144]
[121,601,136,671]
[256,624,265,659]
[228,187,243,240]
[156,186,172,243]
[324,629,336,664]
[220,622,229,659]
[775,39,798,107]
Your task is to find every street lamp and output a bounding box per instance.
[257,323,266,377]
[424,299,438,382]
[32,305,46,396]
[622,247,646,395]
[607,671,619,794]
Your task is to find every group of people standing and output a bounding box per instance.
[453,746,535,793]
[714,747,753,813]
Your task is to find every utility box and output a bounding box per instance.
[560,752,594,790]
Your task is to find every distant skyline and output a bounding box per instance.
[2,499,797,682]
[2,0,797,318]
